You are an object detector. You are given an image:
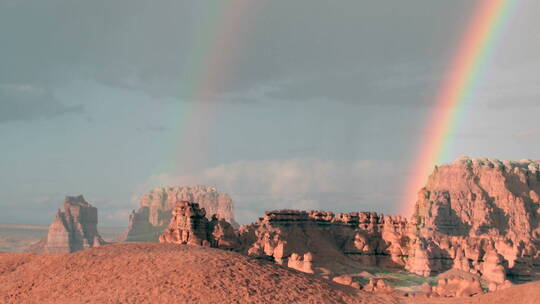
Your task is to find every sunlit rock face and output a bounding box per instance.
[407,157,540,282]
[126,186,237,242]
[43,195,105,253]
[235,157,540,283]
[159,201,239,249]
[237,209,411,276]
[159,201,211,246]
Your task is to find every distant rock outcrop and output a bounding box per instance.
[407,157,540,282]
[126,186,237,242]
[29,195,106,253]
[159,201,238,249]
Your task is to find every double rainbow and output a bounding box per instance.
[162,1,515,215]
[401,0,516,215]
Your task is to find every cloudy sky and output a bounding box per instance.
[1,0,540,226]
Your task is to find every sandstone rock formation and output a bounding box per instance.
[431,276,484,297]
[30,195,106,253]
[288,252,314,274]
[159,201,238,249]
[234,157,540,287]
[488,279,513,292]
[208,214,241,250]
[237,209,411,276]
[159,201,211,246]
[408,157,540,282]
[363,279,394,293]
[126,186,237,242]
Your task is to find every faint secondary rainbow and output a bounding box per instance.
[164,1,261,173]
[400,0,516,216]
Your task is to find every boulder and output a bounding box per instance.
[332,275,353,286]
[432,276,484,297]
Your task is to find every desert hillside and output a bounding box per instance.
[2,234,540,303]
[0,243,399,304]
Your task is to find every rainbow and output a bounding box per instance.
[165,0,261,173]
[400,0,516,216]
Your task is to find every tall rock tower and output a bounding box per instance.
[44,195,106,253]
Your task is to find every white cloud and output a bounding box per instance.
[143,158,404,224]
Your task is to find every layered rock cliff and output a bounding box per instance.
[29,195,106,253]
[126,186,237,242]
[407,157,540,282]
[231,157,540,285]
[237,210,411,276]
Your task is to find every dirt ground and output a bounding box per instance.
[1,242,538,304]
[0,243,399,304]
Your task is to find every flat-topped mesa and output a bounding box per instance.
[239,209,410,275]
[126,186,237,242]
[159,201,238,249]
[44,195,106,253]
[451,156,540,172]
[262,209,407,228]
[263,209,310,222]
[407,156,540,282]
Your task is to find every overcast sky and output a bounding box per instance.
[1,0,540,227]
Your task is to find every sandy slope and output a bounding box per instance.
[0,243,399,304]
[1,242,539,304]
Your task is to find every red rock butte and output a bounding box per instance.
[126,186,237,242]
[27,195,106,254]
